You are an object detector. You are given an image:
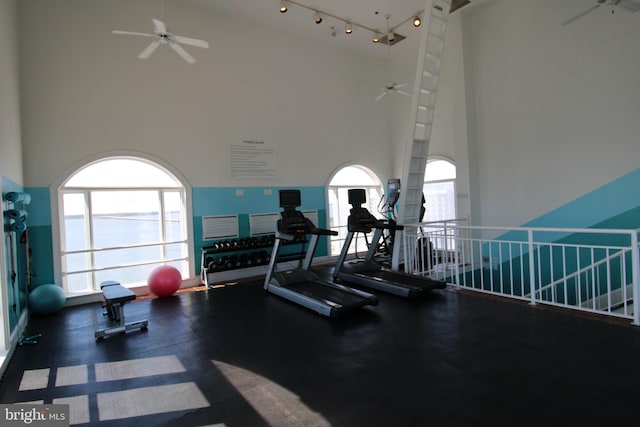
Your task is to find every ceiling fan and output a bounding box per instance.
[113,18,209,64]
[562,0,640,25]
[375,15,411,102]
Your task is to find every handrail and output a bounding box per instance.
[402,223,640,326]
[532,247,628,296]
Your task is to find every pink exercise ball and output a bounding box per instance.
[148,266,182,297]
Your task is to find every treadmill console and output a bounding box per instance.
[276,189,337,237]
[278,190,310,234]
[347,189,379,232]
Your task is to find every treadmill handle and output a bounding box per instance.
[376,220,404,231]
[312,227,339,236]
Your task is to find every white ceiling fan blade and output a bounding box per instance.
[152,18,167,34]
[170,42,196,63]
[172,35,209,49]
[394,83,409,89]
[561,4,601,25]
[138,40,161,59]
[375,91,388,102]
[113,30,156,37]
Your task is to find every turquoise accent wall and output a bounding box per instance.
[192,186,329,273]
[524,168,640,230]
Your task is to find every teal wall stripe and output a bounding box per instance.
[524,167,640,230]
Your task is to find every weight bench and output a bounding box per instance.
[95,280,148,341]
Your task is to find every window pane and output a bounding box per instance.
[91,191,161,247]
[66,272,92,294]
[423,181,456,221]
[330,166,378,185]
[426,160,456,181]
[94,246,163,269]
[63,193,89,251]
[164,191,184,241]
[66,159,180,188]
[166,242,187,260]
[64,253,90,274]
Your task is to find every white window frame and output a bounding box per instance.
[51,153,195,294]
[423,157,457,223]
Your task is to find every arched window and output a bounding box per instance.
[423,158,457,222]
[327,165,383,256]
[58,157,190,294]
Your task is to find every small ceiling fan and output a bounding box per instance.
[375,15,411,102]
[113,18,209,64]
[562,0,640,25]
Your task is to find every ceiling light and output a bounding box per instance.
[345,22,353,34]
[372,32,381,43]
[279,1,288,13]
[413,15,422,27]
[314,12,323,24]
[388,31,395,42]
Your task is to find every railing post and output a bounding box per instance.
[528,229,537,306]
[632,230,639,326]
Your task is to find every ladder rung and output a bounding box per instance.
[423,69,437,79]
[425,51,442,61]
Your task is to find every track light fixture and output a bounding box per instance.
[277,1,427,45]
[345,22,353,34]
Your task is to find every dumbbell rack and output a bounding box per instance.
[200,234,308,287]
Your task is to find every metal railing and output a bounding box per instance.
[402,222,640,326]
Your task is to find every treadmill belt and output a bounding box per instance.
[359,270,445,289]
[284,281,371,309]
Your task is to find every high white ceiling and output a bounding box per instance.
[185,0,491,58]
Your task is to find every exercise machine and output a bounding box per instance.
[264,190,378,317]
[333,188,446,297]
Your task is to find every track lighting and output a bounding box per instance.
[277,2,423,45]
[345,22,353,34]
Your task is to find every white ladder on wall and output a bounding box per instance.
[393,0,452,270]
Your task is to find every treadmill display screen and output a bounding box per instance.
[348,189,366,205]
[279,190,301,208]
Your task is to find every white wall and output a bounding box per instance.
[462,0,640,226]
[18,0,392,188]
[0,0,22,183]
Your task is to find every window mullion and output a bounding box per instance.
[86,191,98,291]
[159,190,167,262]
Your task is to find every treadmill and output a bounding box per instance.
[332,188,446,297]
[264,189,378,317]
